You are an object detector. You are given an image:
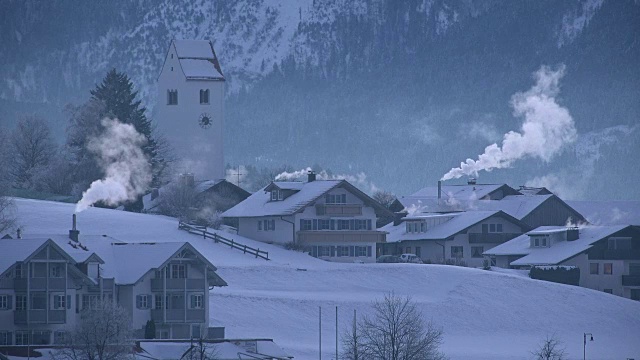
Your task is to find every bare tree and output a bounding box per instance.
[372,190,396,210]
[10,114,55,189]
[183,339,220,360]
[52,299,133,360]
[344,293,446,360]
[531,334,567,360]
[157,179,197,220]
[0,127,16,233]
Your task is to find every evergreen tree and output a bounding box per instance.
[91,69,165,189]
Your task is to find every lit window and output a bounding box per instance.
[604,263,613,275]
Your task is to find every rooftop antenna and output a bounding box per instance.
[233,165,245,187]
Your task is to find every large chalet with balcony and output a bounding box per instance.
[222,172,393,263]
[0,223,227,346]
[484,225,640,300]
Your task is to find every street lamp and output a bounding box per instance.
[583,333,594,360]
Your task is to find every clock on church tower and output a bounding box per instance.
[155,39,225,181]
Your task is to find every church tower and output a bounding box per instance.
[156,39,225,180]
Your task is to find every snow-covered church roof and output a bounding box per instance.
[169,39,225,80]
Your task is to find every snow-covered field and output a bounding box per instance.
[13,198,640,360]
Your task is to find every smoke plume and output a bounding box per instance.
[75,118,151,212]
[275,167,380,194]
[442,65,577,181]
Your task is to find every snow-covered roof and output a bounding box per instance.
[222,180,342,218]
[143,179,234,212]
[568,200,640,225]
[0,238,49,275]
[380,210,515,242]
[138,340,291,360]
[484,225,629,265]
[171,39,224,80]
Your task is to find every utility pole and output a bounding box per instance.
[319,306,322,360]
[234,165,245,187]
[335,306,338,360]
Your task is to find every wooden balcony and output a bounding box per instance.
[315,204,362,216]
[622,275,640,286]
[150,309,205,323]
[298,231,386,244]
[589,249,640,260]
[14,278,66,291]
[151,278,206,292]
[468,233,521,244]
[14,310,66,324]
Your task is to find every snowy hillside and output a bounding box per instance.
[13,198,640,360]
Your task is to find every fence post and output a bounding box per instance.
[231,239,234,248]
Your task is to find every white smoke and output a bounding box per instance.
[442,65,577,181]
[275,167,380,194]
[75,118,151,212]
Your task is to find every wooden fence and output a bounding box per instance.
[178,221,269,260]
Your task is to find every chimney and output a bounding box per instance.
[307,170,316,182]
[150,188,159,201]
[181,173,195,188]
[467,178,477,185]
[393,212,408,226]
[566,227,579,241]
[437,180,442,200]
[69,214,80,242]
[16,228,22,239]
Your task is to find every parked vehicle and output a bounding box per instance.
[376,255,402,263]
[400,253,424,264]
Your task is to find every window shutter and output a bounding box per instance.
[312,246,318,257]
[271,219,276,230]
[367,220,372,230]
[7,295,12,310]
[330,220,335,230]
[350,246,355,257]
[66,295,71,309]
[342,194,347,204]
[190,295,195,309]
[367,246,372,257]
[300,219,304,230]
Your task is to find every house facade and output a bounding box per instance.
[0,229,227,345]
[484,225,640,300]
[379,211,529,267]
[156,39,225,180]
[222,173,392,263]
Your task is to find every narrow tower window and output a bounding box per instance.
[200,89,210,104]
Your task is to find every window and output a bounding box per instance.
[167,90,178,105]
[590,263,599,275]
[451,246,464,258]
[483,223,503,233]
[354,219,370,230]
[300,219,312,231]
[270,190,283,201]
[136,295,151,309]
[15,331,29,345]
[168,294,185,310]
[171,264,186,278]
[50,264,63,278]
[604,263,613,275]
[199,89,210,104]
[14,264,23,278]
[190,294,203,309]
[631,289,640,301]
[497,224,503,232]
[405,247,411,254]
[603,289,613,294]
[155,294,164,309]
[16,295,26,310]
[258,221,262,231]
[471,246,484,258]
[541,237,548,247]
[630,263,640,276]
[325,194,347,204]
[421,222,427,232]
[338,219,350,230]
[263,219,276,231]
[0,331,11,345]
[608,237,632,250]
[355,246,368,257]
[191,324,201,339]
[318,246,331,257]
[82,294,100,310]
[32,330,50,345]
[0,295,9,309]
[54,331,67,344]
[415,247,421,257]
[337,246,349,257]
[31,263,47,278]
[52,294,66,310]
[156,329,170,339]
[31,293,46,310]
[490,224,496,232]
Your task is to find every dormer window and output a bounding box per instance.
[531,235,548,248]
[271,189,284,201]
[405,221,427,234]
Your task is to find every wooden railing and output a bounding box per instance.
[178,222,269,261]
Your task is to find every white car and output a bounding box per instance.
[399,254,424,264]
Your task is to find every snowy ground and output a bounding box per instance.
[13,198,640,360]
